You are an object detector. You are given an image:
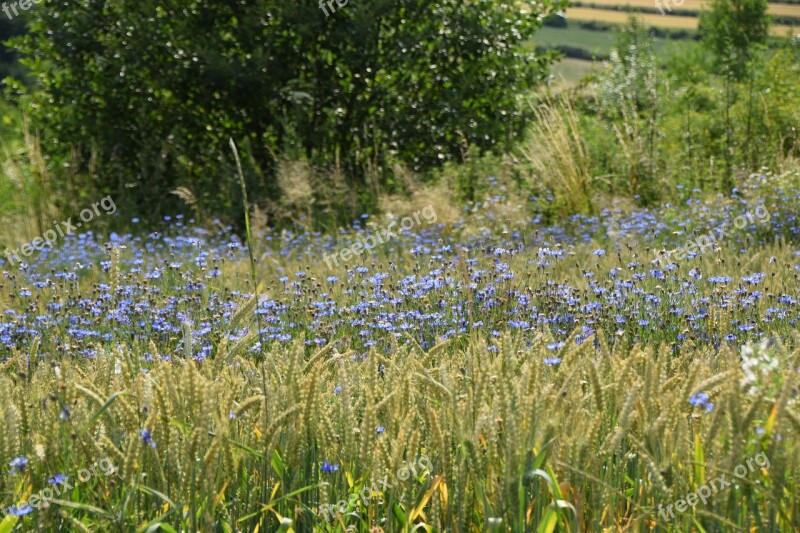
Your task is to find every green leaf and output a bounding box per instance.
[694,433,706,487]
[148,525,171,533]
[87,391,129,427]
[392,501,408,524]
[0,515,19,533]
[134,484,177,509]
[536,508,558,533]
[140,515,179,533]
[47,499,115,520]
[271,450,285,478]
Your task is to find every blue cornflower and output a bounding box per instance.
[546,341,565,351]
[333,385,342,394]
[689,392,709,406]
[9,456,27,474]
[9,504,33,516]
[689,392,714,412]
[742,273,766,285]
[544,357,562,366]
[593,249,606,257]
[376,426,385,434]
[139,429,156,448]
[321,461,340,474]
[708,276,732,285]
[48,473,67,485]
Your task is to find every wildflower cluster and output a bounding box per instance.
[2,458,116,519]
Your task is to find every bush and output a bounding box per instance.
[543,14,568,28]
[538,45,609,61]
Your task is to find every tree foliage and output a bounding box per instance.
[699,0,769,76]
[12,0,561,223]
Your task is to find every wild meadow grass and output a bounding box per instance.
[1,179,800,531]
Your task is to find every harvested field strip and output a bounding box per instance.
[566,7,798,35]
[572,0,800,18]
[567,7,697,27]
[772,23,800,35]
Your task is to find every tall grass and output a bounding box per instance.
[0,117,55,245]
[520,96,594,217]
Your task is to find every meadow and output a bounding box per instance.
[0,1,798,531]
[0,171,799,531]
[549,58,604,88]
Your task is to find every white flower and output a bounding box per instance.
[740,340,778,395]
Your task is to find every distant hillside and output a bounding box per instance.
[537,0,798,69]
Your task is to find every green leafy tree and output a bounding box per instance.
[11,0,562,225]
[699,0,769,190]
[699,0,769,77]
